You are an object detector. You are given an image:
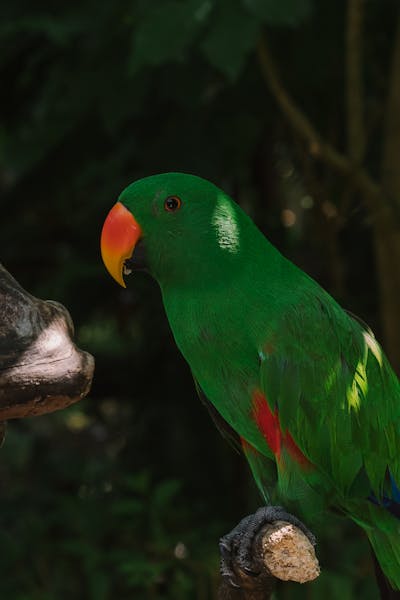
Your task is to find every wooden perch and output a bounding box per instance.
[218,520,319,600]
[0,263,94,421]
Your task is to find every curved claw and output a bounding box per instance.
[227,576,241,589]
[242,565,261,577]
[219,539,235,582]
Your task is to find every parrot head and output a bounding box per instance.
[101,173,249,288]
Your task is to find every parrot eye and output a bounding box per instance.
[164,196,182,212]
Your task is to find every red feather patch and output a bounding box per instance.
[252,390,282,457]
[252,390,312,469]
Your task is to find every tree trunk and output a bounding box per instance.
[372,215,400,375]
[375,8,400,374]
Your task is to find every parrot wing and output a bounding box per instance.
[257,289,400,505]
[193,376,241,452]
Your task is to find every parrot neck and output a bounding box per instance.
[152,206,287,292]
[158,219,298,357]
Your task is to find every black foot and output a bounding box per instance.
[219,506,315,588]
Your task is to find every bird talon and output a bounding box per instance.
[219,539,231,553]
[242,565,260,577]
[227,576,241,589]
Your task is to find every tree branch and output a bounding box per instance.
[256,35,381,208]
[257,36,350,173]
[346,0,366,162]
[218,520,319,600]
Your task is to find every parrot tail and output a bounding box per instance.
[361,473,400,594]
[349,502,400,600]
[372,551,400,599]
[350,490,400,596]
[364,518,400,593]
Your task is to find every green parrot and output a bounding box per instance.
[100,172,400,596]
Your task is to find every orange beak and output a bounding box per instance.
[100,202,142,287]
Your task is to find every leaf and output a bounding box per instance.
[129,0,213,73]
[152,479,182,509]
[111,498,144,517]
[201,0,260,81]
[122,471,151,494]
[119,557,169,586]
[243,0,314,27]
[0,16,86,45]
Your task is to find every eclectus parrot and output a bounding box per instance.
[101,173,400,595]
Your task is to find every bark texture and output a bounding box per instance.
[0,263,94,420]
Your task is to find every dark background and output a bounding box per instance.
[1,0,400,597]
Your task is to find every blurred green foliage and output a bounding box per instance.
[1,0,398,597]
